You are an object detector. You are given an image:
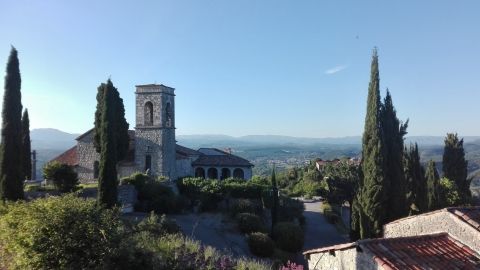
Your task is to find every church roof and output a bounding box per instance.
[192,148,253,167]
[51,146,78,166]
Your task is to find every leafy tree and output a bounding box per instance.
[22,109,31,180]
[404,143,427,214]
[94,80,129,161]
[438,177,461,207]
[443,133,470,204]
[43,161,79,192]
[0,47,24,201]
[355,48,388,239]
[97,80,119,208]
[323,160,359,206]
[425,160,440,211]
[381,90,408,221]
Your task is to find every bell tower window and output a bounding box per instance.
[166,102,172,127]
[144,102,153,126]
[145,155,152,171]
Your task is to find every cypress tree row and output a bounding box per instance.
[381,90,408,222]
[94,81,129,161]
[356,48,388,238]
[442,133,470,204]
[425,160,440,211]
[0,47,24,201]
[22,109,32,180]
[404,144,427,214]
[97,80,119,208]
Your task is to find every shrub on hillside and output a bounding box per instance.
[321,202,341,224]
[122,173,186,214]
[236,213,266,234]
[247,232,275,257]
[42,161,79,192]
[278,197,305,222]
[137,212,180,236]
[0,195,122,269]
[229,199,263,217]
[272,222,304,253]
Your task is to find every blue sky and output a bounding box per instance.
[1,1,479,137]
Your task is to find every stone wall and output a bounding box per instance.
[77,132,100,181]
[176,158,194,179]
[307,247,380,270]
[383,210,480,253]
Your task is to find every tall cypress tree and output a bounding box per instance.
[425,160,440,211]
[0,47,24,201]
[404,143,427,214]
[381,90,408,222]
[356,48,387,238]
[22,109,32,180]
[94,81,129,160]
[97,80,118,208]
[442,133,470,204]
[271,167,279,234]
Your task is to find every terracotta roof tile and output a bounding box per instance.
[360,233,480,269]
[51,146,78,166]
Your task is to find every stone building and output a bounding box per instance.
[52,84,253,182]
[304,206,480,269]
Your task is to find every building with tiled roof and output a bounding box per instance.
[51,83,253,182]
[304,206,480,269]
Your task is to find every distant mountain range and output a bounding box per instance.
[30,128,480,150]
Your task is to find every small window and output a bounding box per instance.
[166,102,172,127]
[144,102,153,126]
[145,155,152,172]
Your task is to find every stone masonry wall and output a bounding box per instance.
[77,132,100,182]
[307,247,380,270]
[383,210,480,253]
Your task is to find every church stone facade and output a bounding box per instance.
[52,84,253,182]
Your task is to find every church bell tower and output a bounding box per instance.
[134,84,176,180]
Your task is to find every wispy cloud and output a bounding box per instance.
[325,65,348,75]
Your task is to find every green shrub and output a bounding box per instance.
[272,222,304,253]
[321,202,341,224]
[42,161,79,192]
[223,179,267,199]
[278,197,305,222]
[0,194,123,269]
[247,232,275,257]
[137,212,180,235]
[124,173,186,214]
[236,213,266,234]
[229,198,263,217]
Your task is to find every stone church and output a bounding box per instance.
[52,84,253,182]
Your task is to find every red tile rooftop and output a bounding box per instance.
[304,233,480,270]
[51,146,78,166]
[361,233,480,270]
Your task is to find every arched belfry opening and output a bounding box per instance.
[166,102,172,127]
[144,101,153,126]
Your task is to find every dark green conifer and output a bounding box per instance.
[404,144,427,214]
[271,167,279,234]
[442,133,470,204]
[381,90,408,222]
[97,80,118,208]
[22,109,31,180]
[0,47,24,201]
[356,48,387,238]
[425,160,440,211]
[94,81,129,160]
